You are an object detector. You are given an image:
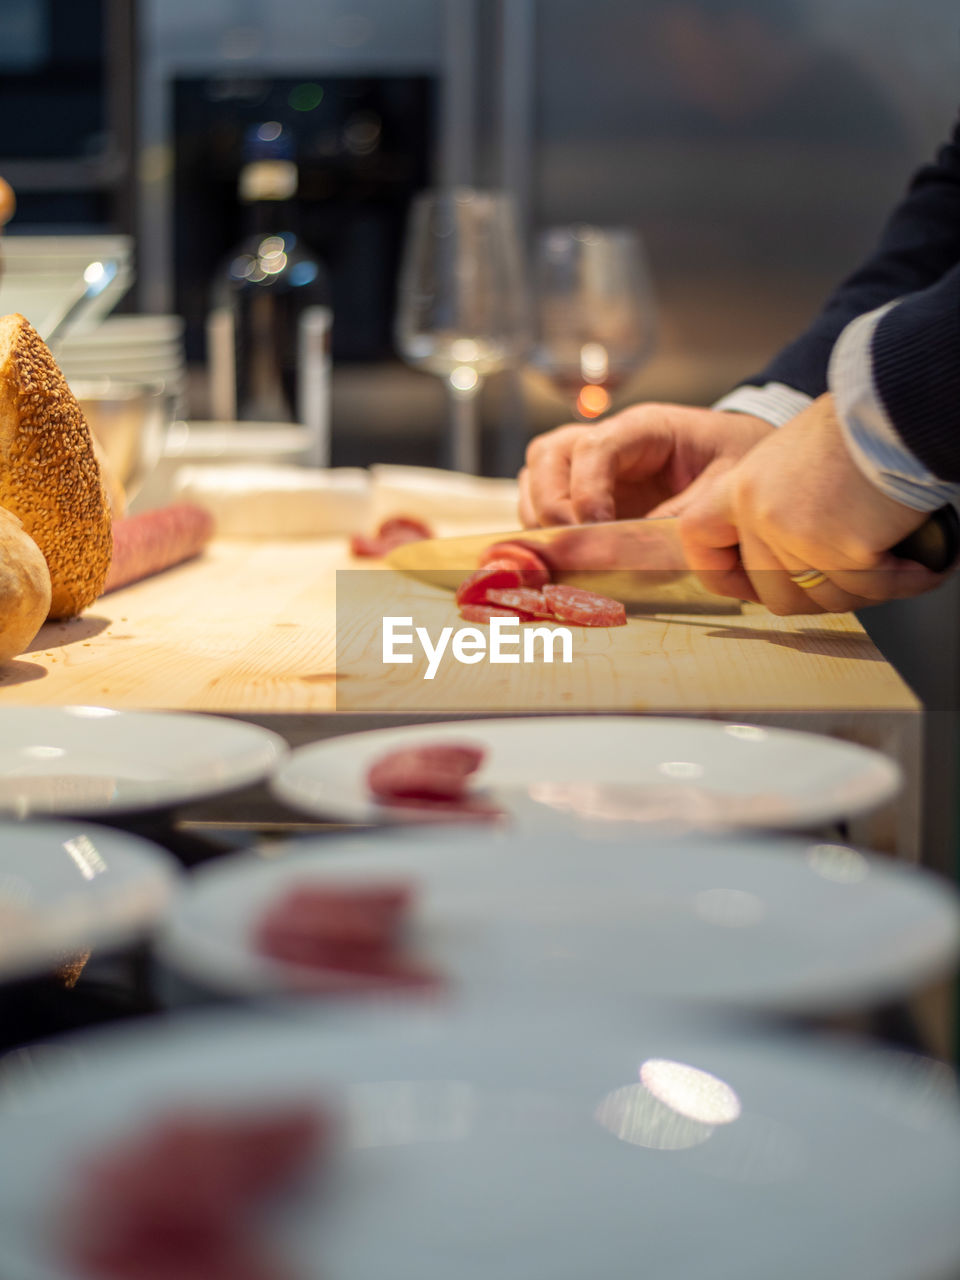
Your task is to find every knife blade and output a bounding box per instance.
[385,505,960,609]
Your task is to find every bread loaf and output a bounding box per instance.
[0,177,14,228]
[0,313,112,617]
[0,505,51,663]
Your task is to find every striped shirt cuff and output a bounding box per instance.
[712,382,813,427]
[829,304,960,513]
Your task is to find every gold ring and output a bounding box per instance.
[788,569,828,589]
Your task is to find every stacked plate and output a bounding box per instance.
[0,234,133,342]
[56,314,186,409]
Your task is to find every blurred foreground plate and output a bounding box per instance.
[0,820,178,982]
[155,828,960,1013]
[0,708,288,817]
[0,1005,958,1280]
[270,716,901,832]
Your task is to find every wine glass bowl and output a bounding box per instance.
[395,188,530,473]
[531,225,657,420]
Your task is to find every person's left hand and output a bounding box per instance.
[677,392,947,613]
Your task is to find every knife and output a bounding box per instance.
[386,505,960,609]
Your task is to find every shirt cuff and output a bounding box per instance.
[829,304,960,513]
[712,382,813,427]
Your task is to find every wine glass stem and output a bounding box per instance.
[447,379,483,474]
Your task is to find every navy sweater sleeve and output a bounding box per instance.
[740,114,960,400]
[869,261,960,481]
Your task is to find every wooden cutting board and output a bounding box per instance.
[0,535,915,714]
[0,535,921,856]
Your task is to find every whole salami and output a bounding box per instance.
[101,503,215,594]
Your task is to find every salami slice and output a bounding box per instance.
[255,883,411,950]
[542,583,627,627]
[253,880,442,988]
[480,541,552,587]
[350,515,433,557]
[349,532,385,557]
[458,602,535,624]
[485,587,554,617]
[101,503,215,594]
[65,1108,325,1280]
[367,743,485,801]
[378,516,432,541]
[455,564,524,606]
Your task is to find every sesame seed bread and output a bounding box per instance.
[0,313,112,617]
[0,505,51,663]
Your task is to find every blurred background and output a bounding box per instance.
[5,0,959,456]
[1,0,959,869]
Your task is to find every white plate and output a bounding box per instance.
[1,1005,958,1280]
[0,708,288,817]
[270,716,901,831]
[155,828,960,1012]
[0,820,179,981]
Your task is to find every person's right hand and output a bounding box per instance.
[518,404,775,527]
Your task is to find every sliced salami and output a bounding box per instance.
[64,1108,325,1280]
[454,564,524,606]
[485,587,554,617]
[378,516,432,541]
[458,602,535,624]
[542,583,627,627]
[350,515,433,558]
[367,743,485,801]
[255,883,411,949]
[479,541,552,587]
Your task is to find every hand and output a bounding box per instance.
[518,404,774,527]
[677,393,946,613]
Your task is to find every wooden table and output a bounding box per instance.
[0,536,922,859]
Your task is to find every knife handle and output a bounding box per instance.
[890,504,960,573]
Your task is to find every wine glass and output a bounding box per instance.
[531,225,657,421]
[395,188,530,474]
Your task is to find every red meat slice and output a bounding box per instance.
[479,541,552,588]
[454,564,524,606]
[64,1109,325,1280]
[485,587,554,618]
[350,515,433,557]
[253,882,444,988]
[255,883,411,950]
[367,743,485,801]
[542,583,627,626]
[458,602,535,624]
[349,532,386,557]
[378,516,432,541]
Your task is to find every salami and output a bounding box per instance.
[101,503,215,594]
[64,1108,325,1280]
[255,883,411,950]
[378,516,432,541]
[458,602,535,624]
[254,880,441,988]
[479,541,552,587]
[485,587,554,617]
[368,743,485,801]
[542,583,627,627]
[350,515,432,558]
[454,564,524,606]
